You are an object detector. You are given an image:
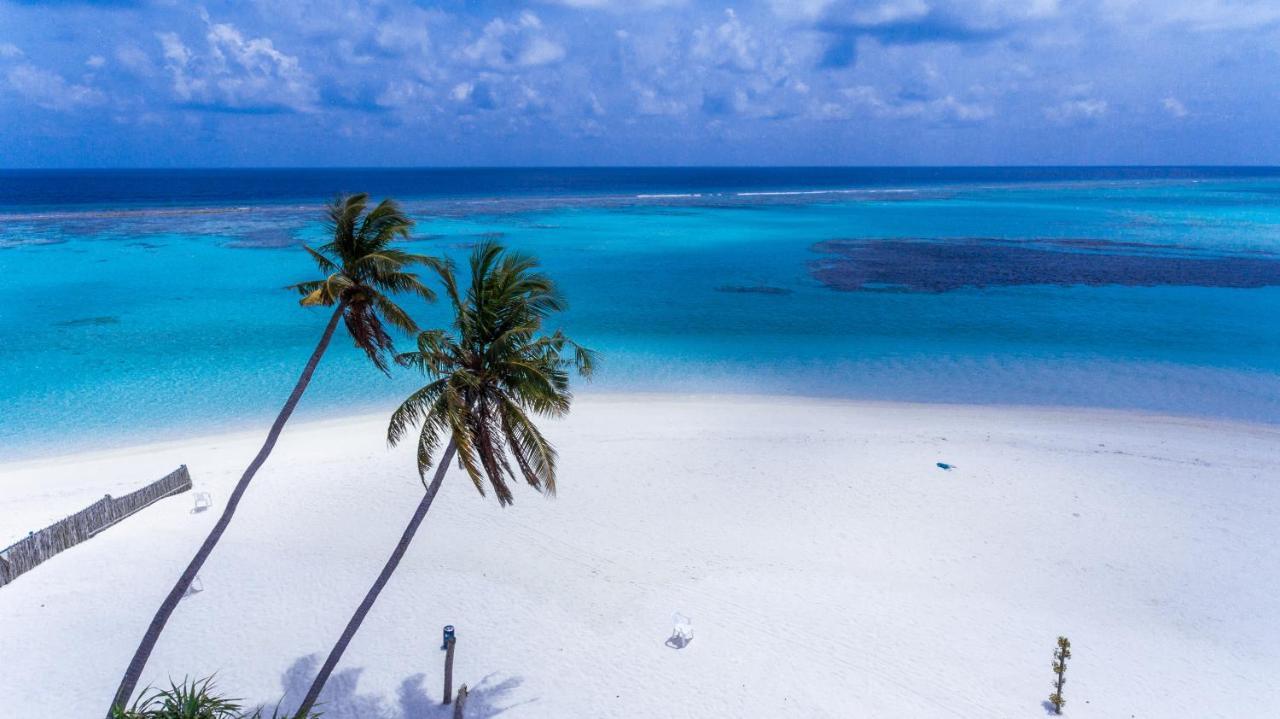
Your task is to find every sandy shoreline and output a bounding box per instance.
[2,393,1278,717]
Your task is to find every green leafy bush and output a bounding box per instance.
[110,676,317,719]
[1048,636,1071,714]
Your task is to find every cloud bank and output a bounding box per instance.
[0,0,1276,165]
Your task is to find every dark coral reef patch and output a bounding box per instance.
[809,238,1280,292]
[715,285,793,295]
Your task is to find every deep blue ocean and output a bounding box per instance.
[3,167,1280,457]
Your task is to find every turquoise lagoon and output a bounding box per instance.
[2,168,1280,457]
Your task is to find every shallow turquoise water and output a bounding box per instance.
[3,172,1280,457]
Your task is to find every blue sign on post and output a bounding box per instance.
[441,624,456,650]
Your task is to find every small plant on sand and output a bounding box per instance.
[1048,635,1071,714]
[109,676,317,719]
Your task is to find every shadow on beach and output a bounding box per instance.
[272,655,530,719]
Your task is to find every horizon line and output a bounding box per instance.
[4,164,1280,172]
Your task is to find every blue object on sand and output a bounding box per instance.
[936,462,954,471]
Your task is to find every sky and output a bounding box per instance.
[1,0,1279,167]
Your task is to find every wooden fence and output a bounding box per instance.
[0,465,192,589]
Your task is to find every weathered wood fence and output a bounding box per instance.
[0,465,192,589]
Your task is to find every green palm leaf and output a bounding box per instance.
[390,240,594,505]
[293,241,595,716]
[289,194,436,373]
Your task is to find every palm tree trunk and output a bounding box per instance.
[107,302,347,717]
[295,439,458,717]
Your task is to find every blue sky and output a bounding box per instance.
[2,0,1279,167]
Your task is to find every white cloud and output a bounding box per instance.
[376,25,430,55]
[459,12,566,70]
[375,79,434,109]
[158,33,192,76]
[1162,96,1188,117]
[595,6,822,122]
[115,44,154,74]
[633,83,686,116]
[692,9,764,74]
[5,64,105,111]
[934,95,996,122]
[1105,0,1280,32]
[587,91,606,116]
[953,0,1060,27]
[515,83,549,114]
[703,85,799,119]
[768,0,839,22]
[1043,97,1108,124]
[543,0,685,8]
[837,84,994,123]
[808,0,1059,33]
[157,16,316,112]
[0,0,1260,153]
[523,37,567,65]
[846,0,931,26]
[373,7,433,56]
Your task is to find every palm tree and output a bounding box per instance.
[109,194,438,716]
[294,241,595,716]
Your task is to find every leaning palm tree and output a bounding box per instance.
[294,241,594,715]
[109,194,438,716]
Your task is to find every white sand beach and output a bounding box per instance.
[1,394,1278,718]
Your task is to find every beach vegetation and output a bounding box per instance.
[108,194,438,715]
[109,676,318,719]
[291,240,594,716]
[1049,635,1071,714]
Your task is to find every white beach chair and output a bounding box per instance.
[668,612,693,649]
[192,491,212,513]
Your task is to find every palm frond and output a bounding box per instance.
[370,292,420,336]
[389,241,593,506]
[499,396,558,494]
[343,301,395,374]
[287,193,441,371]
[356,198,412,253]
[388,378,447,446]
[302,245,338,275]
[373,270,436,302]
[320,273,355,304]
[287,279,325,296]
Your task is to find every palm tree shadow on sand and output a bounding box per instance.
[273,655,531,719]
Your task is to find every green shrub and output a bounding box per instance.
[110,676,318,719]
[1048,636,1071,714]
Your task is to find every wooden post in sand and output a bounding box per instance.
[452,684,468,719]
[443,636,456,705]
